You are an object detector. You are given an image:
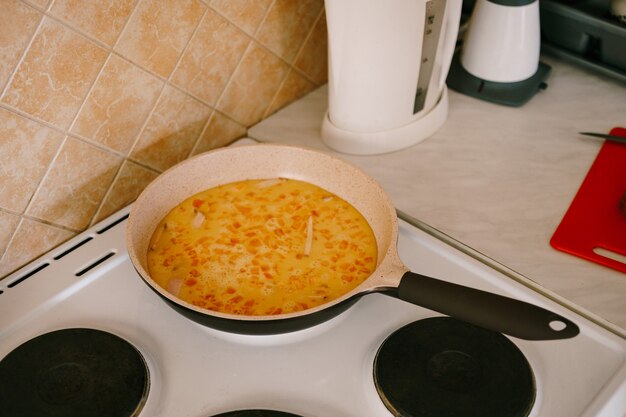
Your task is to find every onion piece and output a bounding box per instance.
[304,215,313,256]
[166,278,183,297]
[150,223,165,250]
[192,211,205,228]
[257,178,284,188]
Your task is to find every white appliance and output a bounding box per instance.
[1,202,625,416]
[322,0,463,155]
[446,0,551,106]
[462,0,541,83]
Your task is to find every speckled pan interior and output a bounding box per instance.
[126,143,406,319]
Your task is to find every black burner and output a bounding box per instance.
[0,328,149,417]
[373,317,535,417]
[213,411,301,417]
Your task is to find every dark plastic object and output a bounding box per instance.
[213,411,301,417]
[0,328,149,417]
[488,0,536,7]
[139,258,580,340]
[397,271,580,340]
[540,0,626,80]
[446,52,551,107]
[373,317,535,417]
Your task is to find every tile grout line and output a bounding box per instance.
[124,4,210,168]
[186,1,279,157]
[19,212,81,234]
[89,86,165,227]
[0,217,25,274]
[183,3,248,160]
[0,206,86,278]
[20,133,69,226]
[209,0,278,127]
[88,0,209,227]
[110,0,143,51]
[182,6,247,159]
[263,71,293,121]
[290,7,327,86]
[262,6,326,120]
[41,10,115,51]
[254,0,278,38]
[63,132,132,161]
[168,3,210,85]
[65,52,115,141]
[35,19,119,230]
[209,40,254,128]
[291,63,324,87]
[65,0,144,140]
[149,5,214,165]
[187,111,215,158]
[0,102,65,135]
[88,161,129,228]
[0,8,46,101]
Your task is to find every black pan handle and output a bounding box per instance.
[397,271,579,340]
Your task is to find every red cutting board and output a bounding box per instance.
[551,127,626,273]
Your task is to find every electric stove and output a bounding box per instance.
[1,205,625,417]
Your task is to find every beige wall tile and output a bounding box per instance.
[0,218,74,278]
[0,211,20,260]
[0,0,42,91]
[94,160,158,223]
[0,1,329,278]
[115,0,205,78]
[171,9,250,106]
[193,111,246,155]
[50,0,136,46]
[71,55,163,154]
[131,85,212,171]
[1,18,108,130]
[0,109,64,213]
[217,43,289,126]
[256,0,323,64]
[265,69,317,118]
[210,0,272,35]
[26,137,122,230]
[294,11,327,85]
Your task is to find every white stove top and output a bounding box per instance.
[1,206,625,417]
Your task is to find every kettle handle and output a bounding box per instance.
[436,0,464,91]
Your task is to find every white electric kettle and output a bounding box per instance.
[322,0,463,155]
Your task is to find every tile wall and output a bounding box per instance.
[0,0,328,278]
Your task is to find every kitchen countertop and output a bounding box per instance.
[248,55,626,335]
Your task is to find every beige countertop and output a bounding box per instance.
[248,55,626,335]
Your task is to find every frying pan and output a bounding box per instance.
[127,144,579,340]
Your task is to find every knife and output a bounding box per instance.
[579,132,626,145]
